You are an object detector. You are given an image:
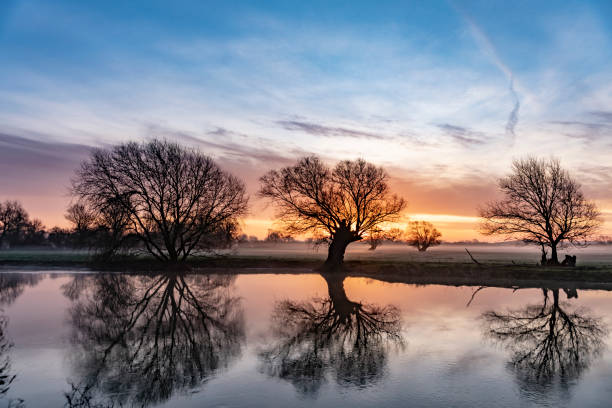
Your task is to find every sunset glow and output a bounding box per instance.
[1,1,612,240]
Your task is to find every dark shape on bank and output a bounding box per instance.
[259,273,404,396]
[71,139,249,262]
[482,288,606,395]
[480,157,601,265]
[64,273,245,407]
[259,156,406,270]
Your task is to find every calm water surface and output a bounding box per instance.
[1,270,612,407]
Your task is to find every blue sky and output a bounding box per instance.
[1,1,612,237]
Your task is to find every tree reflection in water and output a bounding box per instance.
[482,288,607,394]
[64,273,244,407]
[0,273,42,406]
[259,274,404,396]
[0,273,43,306]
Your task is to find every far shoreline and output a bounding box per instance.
[3,251,612,291]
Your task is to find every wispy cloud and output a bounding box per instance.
[590,110,612,123]
[276,120,388,140]
[453,4,520,143]
[436,123,487,147]
[505,79,520,140]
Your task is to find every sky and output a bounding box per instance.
[1,0,612,240]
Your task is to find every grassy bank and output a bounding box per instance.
[3,249,612,290]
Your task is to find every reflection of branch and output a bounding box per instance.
[259,274,403,396]
[0,274,43,306]
[0,316,15,396]
[482,289,606,393]
[466,286,487,307]
[64,274,244,407]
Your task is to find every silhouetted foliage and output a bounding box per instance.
[406,221,441,252]
[65,203,96,249]
[259,274,403,396]
[482,288,606,395]
[366,227,403,250]
[259,157,405,269]
[64,273,244,407]
[71,139,249,262]
[480,157,601,264]
[265,230,295,243]
[0,201,46,248]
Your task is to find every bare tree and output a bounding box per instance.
[406,221,442,252]
[367,227,403,250]
[65,203,96,233]
[71,139,249,262]
[259,156,406,269]
[265,230,295,244]
[480,157,601,264]
[0,201,29,248]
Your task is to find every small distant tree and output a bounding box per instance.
[72,139,249,262]
[265,230,295,243]
[21,218,46,246]
[480,157,601,264]
[0,201,45,248]
[259,156,405,269]
[65,203,96,233]
[65,203,97,248]
[406,221,442,252]
[367,227,403,250]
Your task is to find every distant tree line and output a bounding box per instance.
[0,139,603,268]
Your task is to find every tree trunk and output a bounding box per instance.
[550,244,559,265]
[324,224,354,270]
[324,236,351,270]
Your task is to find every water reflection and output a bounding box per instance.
[0,273,43,306]
[259,273,404,396]
[0,273,41,406]
[65,273,245,407]
[482,288,607,395]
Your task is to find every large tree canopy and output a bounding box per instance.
[72,139,248,262]
[259,156,405,268]
[480,157,601,264]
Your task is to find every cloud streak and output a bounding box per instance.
[454,4,520,142]
[436,123,487,147]
[277,120,388,140]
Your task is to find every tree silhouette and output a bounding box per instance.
[482,288,606,394]
[259,274,403,396]
[0,201,46,248]
[71,139,249,262]
[366,227,403,250]
[64,273,244,407]
[406,221,441,252]
[480,157,601,264]
[259,156,405,269]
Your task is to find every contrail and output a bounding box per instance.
[453,3,520,143]
[506,78,519,141]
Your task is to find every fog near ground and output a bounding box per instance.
[231,242,612,266]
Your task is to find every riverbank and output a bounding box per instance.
[3,249,612,290]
